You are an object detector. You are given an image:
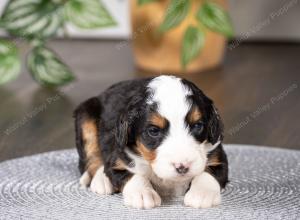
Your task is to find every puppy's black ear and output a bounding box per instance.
[114,94,146,163]
[115,114,129,150]
[206,104,224,145]
[114,113,135,166]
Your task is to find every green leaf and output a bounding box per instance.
[159,0,190,32]
[196,2,234,38]
[65,0,116,29]
[0,39,21,85]
[181,26,205,68]
[27,46,75,87]
[138,0,157,5]
[1,0,64,39]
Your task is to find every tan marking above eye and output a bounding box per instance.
[148,113,167,129]
[136,139,156,162]
[187,107,203,124]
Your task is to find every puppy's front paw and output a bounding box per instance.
[184,188,221,208]
[184,172,221,208]
[124,188,161,209]
[123,175,161,209]
[90,167,113,195]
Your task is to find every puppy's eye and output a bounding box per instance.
[192,121,204,132]
[147,126,161,137]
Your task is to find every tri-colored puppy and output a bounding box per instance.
[74,75,228,209]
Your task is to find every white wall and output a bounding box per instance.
[0,0,299,41]
[229,0,300,41]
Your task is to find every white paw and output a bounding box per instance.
[184,188,221,208]
[90,167,113,195]
[123,175,161,209]
[124,188,161,209]
[184,172,221,208]
[79,171,91,187]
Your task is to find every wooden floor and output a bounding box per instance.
[0,40,299,162]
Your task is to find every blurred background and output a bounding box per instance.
[0,0,299,161]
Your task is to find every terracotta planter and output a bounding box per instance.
[130,0,227,74]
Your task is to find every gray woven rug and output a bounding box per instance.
[0,145,299,220]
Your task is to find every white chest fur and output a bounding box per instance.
[149,172,191,197]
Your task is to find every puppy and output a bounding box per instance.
[74,75,228,209]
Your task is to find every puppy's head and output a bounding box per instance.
[116,76,223,181]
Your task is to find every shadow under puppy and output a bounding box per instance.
[74,75,228,209]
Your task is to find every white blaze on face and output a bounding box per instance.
[147,76,207,180]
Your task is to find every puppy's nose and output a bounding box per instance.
[174,163,189,174]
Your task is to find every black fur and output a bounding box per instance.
[181,79,224,144]
[74,78,154,190]
[74,77,228,191]
[206,144,229,188]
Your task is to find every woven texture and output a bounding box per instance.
[0,145,299,220]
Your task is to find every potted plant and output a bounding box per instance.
[131,0,234,74]
[0,0,115,86]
